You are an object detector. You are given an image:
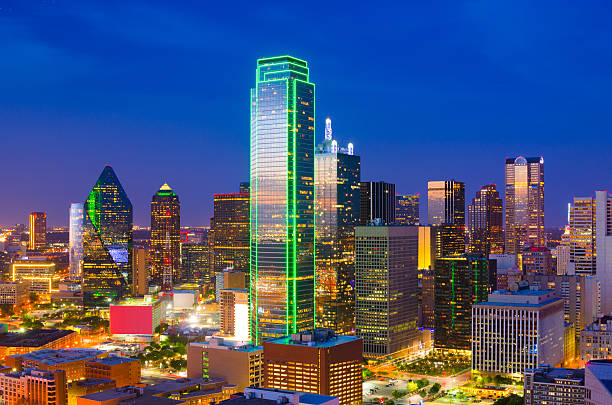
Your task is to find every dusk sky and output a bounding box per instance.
[2,1,612,227]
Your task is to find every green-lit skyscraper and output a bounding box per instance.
[249,56,315,344]
[83,165,133,307]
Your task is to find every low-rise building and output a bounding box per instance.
[109,295,164,342]
[585,360,612,405]
[520,247,554,275]
[68,378,116,405]
[581,315,612,364]
[187,337,263,390]
[11,258,59,294]
[218,387,339,405]
[85,356,140,388]
[6,348,106,382]
[524,365,586,405]
[0,329,78,360]
[0,281,28,306]
[472,285,564,377]
[0,368,68,405]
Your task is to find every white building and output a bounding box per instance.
[596,191,612,314]
[585,360,612,405]
[472,285,564,376]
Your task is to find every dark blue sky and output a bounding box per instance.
[2,1,612,227]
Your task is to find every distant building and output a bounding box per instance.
[109,296,164,341]
[187,338,263,391]
[355,226,419,359]
[215,270,246,302]
[220,289,249,341]
[434,255,491,351]
[264,330,361,405]
[131,247,148,296]
[581,315,612,363]
[181,242,210,284]
[427,180,465,227]
[568,197,596,276]
[395,194,419,225]
[524,365,586,405]
[6,348,106,382]
[172,290,198,310]
[0,281,27,306]
[0,368,67,405]
[521,247,554,275]
[360,181,395,225]
[212,193,249,274]
[467,184,503,255]
[221,387,339,405]
[556,226,571,275]
[150,184,181,289]
[585,360,612,405]
[504,156,545,254]
[11,258,58,293]
[472,285,564,376]
[68,378,116,405]
[69,203,84,280]
[418,226,435,329]
[82,166,132,307]
[29,212,47,251]
[595,191,612,314]
[0,329,78,360]
[85,356,140,388]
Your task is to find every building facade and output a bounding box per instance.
[524,366,586,405]
[360,182,395,225]
[521,247,554,275]
[580,315,612,363]
[220,288,249,341]
[181,242,210,284]
[314,118,360,334]
[150,184,180,289]
[0,368,67,405]
[212,192,249,274]
[434,255,490,351]
[595,191,612,314]
[29,212,47,251]
[427,180,465,227]
[472,286,564,376]
[69,203,84,281]
[467,184,503,256]
[395,194,419,225]
[12,258,57,293]
[568,196,596,276]
[131,247,148,296]
[355,226,419,359]
[249,56,315,344]
[504,156,545,254]
[82,165,132,307]
[263,330,362,405]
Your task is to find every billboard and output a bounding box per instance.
[110,305,153,335]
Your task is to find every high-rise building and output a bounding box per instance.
[595,191,612,314]
[467,184,503,255]
[82,165,132,307]
[314,117,360,334]
[434,255,490,351]
[249,56,315,344]
[239,182,250,194]
[12,258,57,293]
[556,226,571,275]
[395,194,419,225]
[472,285,564,377]
[568,196,596,276]
[131,247,148,296]
[187,338,264,391]
[355,226,419,359]
[69,203,84,281]
[212,193,249,274]
[580,315,612,363]
[427,180,465,227]
[520,246,554,275]
[417,226,435,329]
[181,242,211,284]
[150,184,180,290]
[264,330,362,405]
[220,288,249,341]
[29,212,47,251]
[504,156,545,254]
[360,181,395,225]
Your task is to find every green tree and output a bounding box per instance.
[493,393,524,405]
[29,292,39,304]
[429,383,441,395]
[391,390,407,399]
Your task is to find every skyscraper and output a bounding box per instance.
[595,191,612,314]
[150,184,181,289]
[568,196,596,276]
[360,181,395,225]
[249,56,315,344]
[212,192,249,274]
[427,180,465,226]
[69,203,84,281]
[314,117,360,334]
[467,184,503,255]
[82,165,132,307]
[504,156,545,254]
[355,226,419,359]
[181,242,211,284]
[395,194,419,225]
[28,212,46,251]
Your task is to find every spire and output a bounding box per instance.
[325,117,332,141]
[159,183,172,191]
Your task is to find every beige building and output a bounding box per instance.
[12,258,59,294]
[131,247,148,296]
[0,281,28,306]
[85,356,140,388]
[187,337,263,390]
[220,288,248,340]
[0,368,67,405]
[6,349,106,382]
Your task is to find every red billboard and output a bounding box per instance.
[110,305,153,335]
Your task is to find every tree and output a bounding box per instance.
[0,304,14,317]
[429,383,441,395]
[493,393,524,405]
[29,293,39,304]
[383,400,395,405]
[391,390,407,399]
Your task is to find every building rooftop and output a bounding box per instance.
[79,386,182,404]
[267,329,361,348]
[586,360,612,396]
[527,366,585,384]
[87,355,139,366]
[194,338,262,353]
[0,329,75,348]
[144,377,207,395]
[72,378,115,388]
[220,388,338,405]
[475,284,561,307]
[11,348,105,365]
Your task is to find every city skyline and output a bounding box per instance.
[3,2,612,227]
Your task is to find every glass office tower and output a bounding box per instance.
[82,165,133,307]
[249,56,315,344]
[505,156,545,254]
[315,117,360,334]
[69,203,84,280]
[29,212,47,251]
[467,184,503,255]
[150,184,181,290]
[396,194,419,225]
[212,192,249,274]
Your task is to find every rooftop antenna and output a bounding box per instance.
[347,142,354,156]
[325,117,332,141]
[331,140,338,154]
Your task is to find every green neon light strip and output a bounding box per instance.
[292,78,297,331]
[451,260,456,328]
[285,78,291,335]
